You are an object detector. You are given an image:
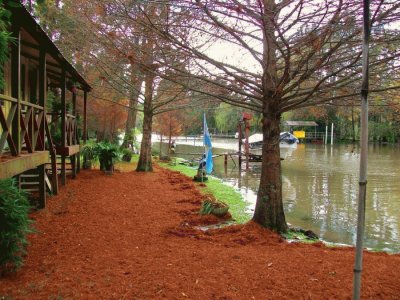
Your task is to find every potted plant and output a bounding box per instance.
[80,141,96,169]
[94,142,121,174]
[121,148,133,162]
[199,196,229,217]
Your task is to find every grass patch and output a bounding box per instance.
[158,159,250,224]
[112,154,140,172]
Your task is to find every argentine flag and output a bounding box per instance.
[203,113,213,174]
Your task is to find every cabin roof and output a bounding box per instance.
[7,1,91,91]
[283,121,318,127]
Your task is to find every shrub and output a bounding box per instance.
[94,141,121,172]
[121,148,133,162]
[81,141,96,169]
[0,178,34,273]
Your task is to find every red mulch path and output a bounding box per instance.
[1,167,399,299]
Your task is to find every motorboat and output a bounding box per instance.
[245,132,298,159]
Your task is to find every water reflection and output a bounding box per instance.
[155,140,400,252]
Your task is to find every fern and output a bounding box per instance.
[0,178,34,273]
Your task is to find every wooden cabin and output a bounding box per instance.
[0,2,91,208]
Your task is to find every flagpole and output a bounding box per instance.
[202,112,206,182]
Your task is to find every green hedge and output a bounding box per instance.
[0,178,34,273]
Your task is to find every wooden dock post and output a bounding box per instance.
[238,122,242,166]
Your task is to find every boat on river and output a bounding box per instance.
[247,132,299,159]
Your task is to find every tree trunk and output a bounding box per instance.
[136,72,155,172]
[136,108,153,171]
[168,116,172,155]
[252,112,288,233]
[122,100,138,147]
[122,64,143,148]
[252,0,287,233]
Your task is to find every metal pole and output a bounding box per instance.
[330,123,334,145]
[353,0,370,299]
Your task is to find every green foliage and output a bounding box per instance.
[199,200,214,215]
[47,90,72,114]
[370,120,397,143]
[81,141,96,160]
[214,103,242,134]
[121,148,133,162]
[0,178,34,273]
[46,90,72,145]
[214,103,262,134]
[199,199,229,217]
[0,1,12,91]
[281,229,319,244]
[80,141,96,168]
[94,141,121,171]
[122,128,141,150]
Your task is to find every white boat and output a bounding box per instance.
[245,132,299,159]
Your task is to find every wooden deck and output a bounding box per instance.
[0,151,49,179]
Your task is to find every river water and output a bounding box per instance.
[156,138,400,253]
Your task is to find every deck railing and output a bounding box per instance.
[46,112,79,147]
[0,94,45,156]
[65,113,78,146]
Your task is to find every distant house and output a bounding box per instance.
[0,1,91,208]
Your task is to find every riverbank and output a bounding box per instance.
[157,142,400,253]
[0,165,399,299]
[158,158,250,224]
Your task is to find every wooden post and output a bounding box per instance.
[71,154,76,179]
[39,48,46,150]
[11,19,21,154]
[238,122,242,166]
[83,90,88,143]
[45,118,58,195]
[37,164,46,208]
[38,48,47,206]
[72,90,76,115]
[244,119,250,170]
[224,153,227,166]
[76,111,81,174]
[61,67,66,185]
[71,90,77,177]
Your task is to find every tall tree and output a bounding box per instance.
[146,0,400,232]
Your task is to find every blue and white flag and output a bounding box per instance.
[203,113,213,174]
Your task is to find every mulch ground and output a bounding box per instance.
[1,166,399,299]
